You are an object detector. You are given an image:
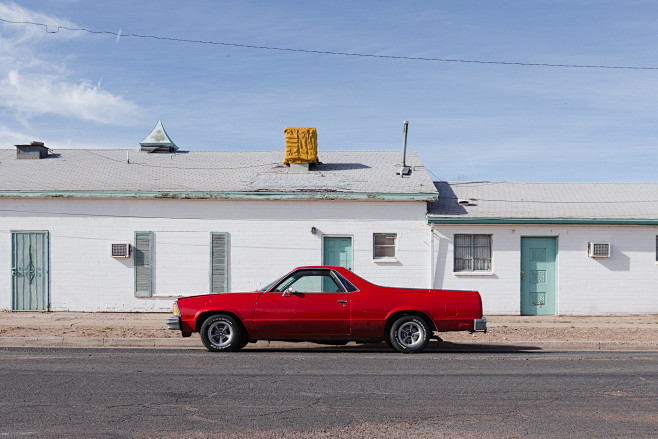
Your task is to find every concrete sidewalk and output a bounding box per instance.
[1,312,657,351]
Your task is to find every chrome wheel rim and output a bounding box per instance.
[396,321,424,348]
[208,321,233,348]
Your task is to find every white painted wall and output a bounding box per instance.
[5,197,655,315]
[432,225,658,315]
[0,198,429,312]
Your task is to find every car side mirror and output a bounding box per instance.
[282,287,292,297]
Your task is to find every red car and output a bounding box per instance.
[167,266,486,353]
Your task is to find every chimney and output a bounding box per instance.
[284,127,318,171]
[15,141,49,159]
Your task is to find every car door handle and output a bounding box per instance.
[337,300,348,303]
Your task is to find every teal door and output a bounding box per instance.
[11,231,49,311]
[521,237,557,316]
[323,237,352,270]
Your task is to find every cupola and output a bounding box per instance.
[139,120,178,153]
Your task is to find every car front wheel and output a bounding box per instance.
[200,315,245,352]
[388,315,430,353]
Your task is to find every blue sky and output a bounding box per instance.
[1,1,658,182]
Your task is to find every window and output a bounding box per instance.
[656,236,658,262]
[454,234,492,272]
[134,231,152,297]
[333,271,359,292]
[271,269,345,293]
[373,233,397,259]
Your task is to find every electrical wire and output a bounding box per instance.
[2,17,658,71]
[83,150,281,170]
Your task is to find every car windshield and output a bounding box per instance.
[258,278,281,292]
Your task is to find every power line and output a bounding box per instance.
[2,17,658,71]
[83,150,281,170]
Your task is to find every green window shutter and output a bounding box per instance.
[134,231,152,297]
[210,232,228,293]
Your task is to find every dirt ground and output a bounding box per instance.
[1,312,657,344]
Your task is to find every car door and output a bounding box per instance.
[253,269,350,338]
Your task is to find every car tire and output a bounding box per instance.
[200,314,245,352]
[388,315,430,353]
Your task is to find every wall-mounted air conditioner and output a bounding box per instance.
[588,242,610,258]
[111,243,131,258]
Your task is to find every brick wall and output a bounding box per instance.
[432,225,658,315]
[0,198,430,311]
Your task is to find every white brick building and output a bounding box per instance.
[2,142,657,315]
[428,182,658,315]
[0,146,436,312]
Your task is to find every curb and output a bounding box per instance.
[1,337,657,351]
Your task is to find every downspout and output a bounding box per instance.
[429,223,435,288]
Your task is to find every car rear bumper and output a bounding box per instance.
[166,316,181,331]
[473,318,487,333]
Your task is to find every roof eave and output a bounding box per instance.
[427,216,658,226]
[0,190,438,202]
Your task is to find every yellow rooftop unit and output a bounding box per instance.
[284,127,318,165]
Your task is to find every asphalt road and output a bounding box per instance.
[1,347,656,439]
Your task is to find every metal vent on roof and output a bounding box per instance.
[15,141,49,159]
[139,120,178,153]
[588,242,610,258]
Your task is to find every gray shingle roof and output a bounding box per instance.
[429,181,658,219]
[0,149,437,200]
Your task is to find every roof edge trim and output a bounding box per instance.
[0,190,438,202]
[427,217,658,226]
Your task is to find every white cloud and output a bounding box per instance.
[0,125,35,146]
[1,69,141,125]
[0,1,142,125]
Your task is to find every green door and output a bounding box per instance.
[521,237,556,316]
[11,231,49,311]
[323,237,352,270]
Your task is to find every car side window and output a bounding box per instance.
[271,270,345,293]
[333,271,358,292]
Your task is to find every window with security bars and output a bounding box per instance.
[454,234,492,272]
[373,233,397,259]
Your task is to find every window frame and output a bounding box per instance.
[270,269,347,293]
[373,233,397,260]
[453,234,493,273]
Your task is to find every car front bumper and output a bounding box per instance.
[166,316,181,331]
[473,318,487,333]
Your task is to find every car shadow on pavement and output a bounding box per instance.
[241,340,542,354]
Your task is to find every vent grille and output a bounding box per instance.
[111,243,131,258]
[588,242,610,258]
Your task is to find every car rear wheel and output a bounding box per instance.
[200,315,245,352]
[389,315,430,353]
